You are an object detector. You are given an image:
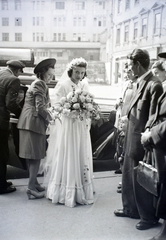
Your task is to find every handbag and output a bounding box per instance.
[136,149,159,197]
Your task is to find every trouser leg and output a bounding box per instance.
[122,154,139,217]
[0,129,9,191]
[133,168,158,223]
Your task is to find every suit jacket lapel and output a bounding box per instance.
[127,72,152,115]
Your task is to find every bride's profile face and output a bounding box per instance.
[71,66,86,84]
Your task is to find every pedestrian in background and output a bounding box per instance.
[114,48,163,231]
[17,58,56,199]
[114,115,128,193]
[151,60,166,91]
[0,60,25,194]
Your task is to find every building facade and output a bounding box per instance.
[106,0,166,85]
[0,0,110,80]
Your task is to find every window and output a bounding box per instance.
[33,33,35,41]
[154,13,161,35]
[54,17,65,27]
[142,17,147,37]
[93,34,96,42]
[36,32,40,42]
[58,33,61,41]
[118,0,122,14]
[135,0,139,4]
[2,32,9,41]
[125,0,130,10]
[33,1,45,10]
[33,17,35,26]
[94,1,105,10]
[57,52,62,57]
[15,18,22,26]
[75,1,85,10]
[90,55,94,61]
[62,33,66,41]
[54,18,57,26]
[41,17,44,26]
[36,17,40,26]
[53,33,57,41]
[124,25,129,42]
[93,18,97,27]
[55,2,65,9]
[15,33,22,41]
[73,17,86,27]
[73,33,77,41]
[15,0,21,10]
[41,33,44,41]
[133,21,138,39]
[93,17,105,27]
[116,28,120,44]
[2,0,8,10]
[2,17,9,26]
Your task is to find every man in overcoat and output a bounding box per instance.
[0,60,25,194]
[114,49,163,230]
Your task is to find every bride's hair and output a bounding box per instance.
[67,58,88,79]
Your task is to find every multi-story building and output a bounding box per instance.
[106,0,166,85]
[0,0,110,80]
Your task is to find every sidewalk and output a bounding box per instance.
[1,171,162,240]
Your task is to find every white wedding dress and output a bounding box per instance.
[44,78,94,207]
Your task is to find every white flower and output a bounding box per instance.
[67,92,73,100]
[73,103,80,109]
[79,95,85,102]
[64,102,71,109]
[60,97,67,104]
[62,109,70,115]
[71,96,78,103]
[86,103,93,111]
[75,89,82,95]
[85,97,92,103]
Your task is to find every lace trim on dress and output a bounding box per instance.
[46,181,94,208]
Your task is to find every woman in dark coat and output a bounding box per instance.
[141,92,166,240]
[17,58,56,199]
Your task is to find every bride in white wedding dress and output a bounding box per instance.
[44,58,95,207]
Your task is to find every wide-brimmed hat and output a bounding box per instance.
[158,52,166,59]
[34,58,56,74]
[6,60,25,69]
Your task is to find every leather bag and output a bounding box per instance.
[137,149,159,197]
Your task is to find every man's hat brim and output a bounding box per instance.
[158,52,166,58]
[34,58,56,74]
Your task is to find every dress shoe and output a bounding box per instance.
[117,188,122,193]
[0,186,16,194]
[136,221,158,230]
[114,168,122,174]
[7,181,13,187]
[114,209,140,219]
[26,188,45,199]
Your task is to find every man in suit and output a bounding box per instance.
[114,49,163,230]
[0,60,25,194]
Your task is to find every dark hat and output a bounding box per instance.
[34,58,56,74]
[158,52,166,58]
[6,60,25,69]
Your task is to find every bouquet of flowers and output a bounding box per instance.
[52,87,100,121]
